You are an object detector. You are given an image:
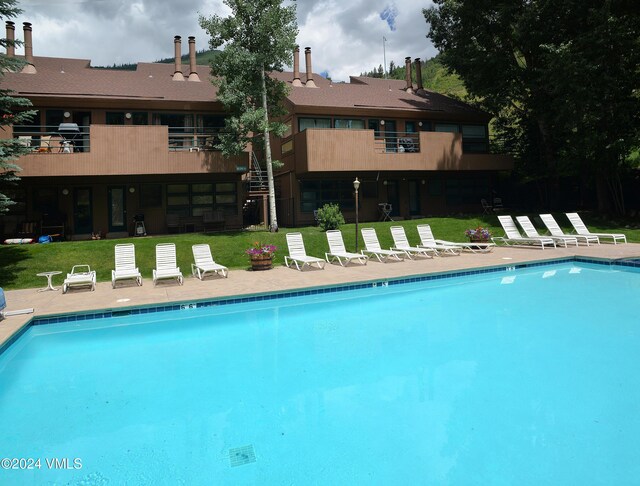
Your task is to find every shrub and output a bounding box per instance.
[316,203,345,231]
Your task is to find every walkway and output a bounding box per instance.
[2,243,639,349]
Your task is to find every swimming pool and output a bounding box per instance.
[0,261,639,484]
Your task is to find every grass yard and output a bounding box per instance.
[1,214,638,290]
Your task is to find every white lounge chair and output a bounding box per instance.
[325,230,368,266]
[566,212,627,244]
[390,226,435,259]
[153,243,183,286]
[415,224,462,256]
[191,244,228,279]
[417,224,495,253]
[493,215,556,249]
[516,216,578,247]
[285,232,326,271]
[540,214,599,246]
[112,243,143,288]
[62,264,96,294]
[360,228,405,263]
[0,288,33,320]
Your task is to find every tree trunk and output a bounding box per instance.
[261,64,278,232]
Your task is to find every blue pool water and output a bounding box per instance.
[0,262,639,485]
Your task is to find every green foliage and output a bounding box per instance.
[424,0,640,214]
[0,0,37,214]
[199,0,298,231]
[315,203,346,231]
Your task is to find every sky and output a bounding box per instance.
[11,0,437,82]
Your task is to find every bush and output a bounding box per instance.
[316,203,345,231]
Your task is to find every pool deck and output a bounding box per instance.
[2,243,640,348]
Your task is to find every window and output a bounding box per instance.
[33,187,58,215]
[300,180,355,212]
[45,110,64,130]
[368,119,382,138]
[154,113,194,149]
[434,123,459,133]
[405,121,417,133]
[334,119,365,129]
[132,112,148,125]
[166,182,237,216]
[282,119,293,138]
[106,112,125,125]
[445,177,489,205]
[281,140,293,154]
[298,117,331,131]
[461,125,488,153]
[140,184,162,208]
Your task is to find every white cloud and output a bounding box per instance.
[12,0,436,81]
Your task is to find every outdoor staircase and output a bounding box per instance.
[247,151,269,197]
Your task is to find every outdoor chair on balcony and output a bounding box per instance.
[360,228,405,263]
[481,199,493,214]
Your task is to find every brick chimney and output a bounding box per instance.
[404,57,413,93]
[304,47,317,88]
[187,36,200,81]
[172,35,184,81]
[415,58,424,93]
[5,21,15,57]
[292,46,303,87]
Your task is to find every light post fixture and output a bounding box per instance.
[353,177,360,252]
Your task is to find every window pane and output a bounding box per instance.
[106,112,125,125]
[405,121,416,133]
[140,184,162,208]
[462,125,486,138]
[299,117,331,131]
[435,123,459,133]
[132,112,148,125]
[334,119,364,129]
[192,195,213,205]
[167,184,189,194]
[216,182,236,192]
[168,195,189,205]
[216,194,236,204]
[192,183,213,193]
[281,140,293,153]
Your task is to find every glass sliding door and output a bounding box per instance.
[73,188,93,235]
[108,186,127,232]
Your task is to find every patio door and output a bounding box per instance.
[108,186,127,232]
[73,188,93,235]
[409,180,421,216]
[386,180,400,216]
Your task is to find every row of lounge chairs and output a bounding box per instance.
[493,213,627,249]
[285,224,495,270]
[62,243,228,293]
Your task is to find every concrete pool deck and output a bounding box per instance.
[2,243,640,349]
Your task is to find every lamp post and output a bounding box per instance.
[353,177,360,252]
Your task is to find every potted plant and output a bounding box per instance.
[246,242,277,271]
[465,226,492,243]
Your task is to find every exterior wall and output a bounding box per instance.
[293,129,513,173]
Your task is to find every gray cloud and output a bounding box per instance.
[12,0,435,80]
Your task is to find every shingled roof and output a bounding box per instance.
[2,56,219,102]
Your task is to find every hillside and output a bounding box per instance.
[95,49,220,71]
[361,54,467,99]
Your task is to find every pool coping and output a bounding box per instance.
[2,254,638,356]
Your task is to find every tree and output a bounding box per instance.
[424,0,640,213]
[0,0,36,214]
[200,0,298,232]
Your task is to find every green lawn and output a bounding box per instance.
[1,215,638,290]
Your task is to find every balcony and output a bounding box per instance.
[5,125,249,177]
[293,129,513,173]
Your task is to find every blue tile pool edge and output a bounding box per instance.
[1,255,639,356]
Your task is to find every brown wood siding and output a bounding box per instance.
[293,129,513,172]
[12,125,249,177]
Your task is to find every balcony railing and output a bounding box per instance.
[12,125,91,153]
[12,125,225,153]
[373,131,421,154]
[168,127,223,151]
